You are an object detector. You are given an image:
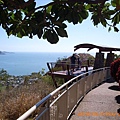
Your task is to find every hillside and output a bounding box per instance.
[55,53,95,67]
[67,53,94,62]
[77,53,94,62]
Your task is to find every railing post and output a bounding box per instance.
[67,64,70,75]
[47,63,58,88]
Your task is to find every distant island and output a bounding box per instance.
[0,51,13,55]
[0,51,5,55]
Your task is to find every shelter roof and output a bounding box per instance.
[74,43,120,52]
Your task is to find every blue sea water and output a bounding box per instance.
[0,52,72,76]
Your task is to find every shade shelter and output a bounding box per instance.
[74,43,120,69]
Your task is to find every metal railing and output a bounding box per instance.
[47,61,92,72]
[17,67,111,120]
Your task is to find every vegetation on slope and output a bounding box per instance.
[0,75,54,120]
[0,53,94,119]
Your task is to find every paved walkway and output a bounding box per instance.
[70,79,120,120]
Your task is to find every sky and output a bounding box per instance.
[0,0,120,55]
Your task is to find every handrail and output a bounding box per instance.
[17,94,51,120]
[17,67,110,120]
[47,62,90,67]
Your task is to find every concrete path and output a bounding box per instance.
[70,79,120,120]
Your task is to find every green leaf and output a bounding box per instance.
[6,29,12,36]
[52,30,59,44]
[9,12,15,20]
[33,27,38,35]
[100,18,107,27]
[57,6,69,19]
[72,12,79,24]
[1,10,8,24]
[51,4,58,14]
[111,0,116,7]
[22,8,29,15]
[34,11,44,23]
[85,4,91,10]
[78,15,83,23]
[43,31,47,39]
[46,5,52,13]
[80,10,88,19]
[27,1,36,12]
[37,28,43,39]
[61,23,67,28]
[14,11,22,20]
[114,27,119,32]
[55,27,68,37]
[91,15,100,26]
[108,27,111,32]
[106,10,116,15]
[65,12,72,23]
[17,32,22,38]
[89,8,94,12]
[46,30,59,44]
[53,21,67,28]
[0,0,4,4]
[112,13,120,25]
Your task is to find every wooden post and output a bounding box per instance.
[105,53,114,67]
[47,63,58,88]
[86,66,88,72]
[93,52,104,69]
[67,64,70,75]
[87,60,90,67]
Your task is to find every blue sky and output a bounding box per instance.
[0,0,120,55]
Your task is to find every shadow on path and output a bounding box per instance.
[117,108,120,114]
[115,95,120,104]
[115,95,120,115]
[108,85,120,91]
[106,78,115,83]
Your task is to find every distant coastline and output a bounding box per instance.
[0,51,14,55]
[0,51,6,55]
[0,52,72,76]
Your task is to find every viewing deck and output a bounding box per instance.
[47,62,93,88]
[47,66,93,78]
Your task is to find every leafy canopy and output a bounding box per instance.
[0,0,120,44]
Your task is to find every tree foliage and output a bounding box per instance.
[0,0,120,44]
[0,69,9,81]
[114,54,120,60]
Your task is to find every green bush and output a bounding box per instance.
[110,58,120,82]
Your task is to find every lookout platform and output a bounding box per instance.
[47,65,93,78]
[47,62,93,88]
[47,43,120,88]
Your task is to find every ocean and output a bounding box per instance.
[0,52,72,76]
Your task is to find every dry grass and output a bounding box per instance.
[0,80,54,120]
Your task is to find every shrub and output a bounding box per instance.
[0,80,54,120]
[110,58,120,83]
[116,66,120,82]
